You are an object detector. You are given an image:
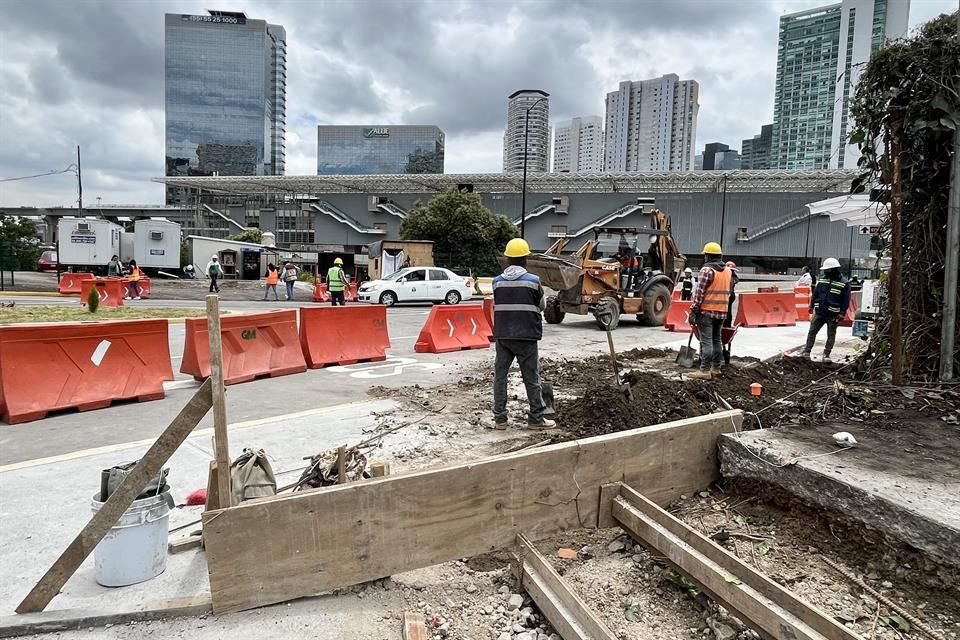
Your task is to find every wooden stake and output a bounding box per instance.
[16,379,213,614]
[337,446,347,484]
[401,612,428,640]
[206,295,232,508]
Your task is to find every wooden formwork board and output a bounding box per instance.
[202,409,742,614]
[612,483,861,640]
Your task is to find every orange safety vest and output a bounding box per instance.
[128,267,140,282]
[700,267,732,314]
[266,269,280,285]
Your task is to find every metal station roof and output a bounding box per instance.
[153,170,857,196]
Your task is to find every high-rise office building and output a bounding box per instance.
[713,150,742,170]
[701,143,730,171]
[316,126,445,175]
[503,90,550,172]
[603,74,699,172]
[165,11,286,204]
[553,116,603,172]
[741,124,773,170]
[771,0,909,170]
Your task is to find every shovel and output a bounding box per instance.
[605,328,634,402]
[541,382,556,417]
[676,330,697,368]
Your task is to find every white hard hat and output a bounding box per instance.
[211,255,219,260]
[821,257,841,270]
[684,267,692,273]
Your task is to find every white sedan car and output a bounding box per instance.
[358,267,474,306]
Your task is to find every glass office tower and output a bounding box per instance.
[316,126,445,175]
[165,11,286,204]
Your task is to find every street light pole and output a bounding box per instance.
[520,96,546,240]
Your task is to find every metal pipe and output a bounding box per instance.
[76,145,82,217]
[847,225,854,278]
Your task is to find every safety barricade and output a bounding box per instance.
[839,291,861,327]
[663,300,693,332]
[58,272,95,295]
[125,276,151,299]
[482,298,494,342]
[312,282,331,303]
[79,278,125,308]
[672,289,681,301]
[180,310,307,385]
[414,305,492,353]
[733,292,797,328]
[343,282,358,302]
[299,306,389,368]
[0,319,173,424]
[794,285,811,321]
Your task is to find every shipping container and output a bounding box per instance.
[134,220,181,270]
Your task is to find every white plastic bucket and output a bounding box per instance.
[90,491,171,587]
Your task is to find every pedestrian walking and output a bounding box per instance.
[282,261,299,300]
[492,238,555,429]
[801,257,851,363]
[688,242,734,379]
[327,257,346,306]
[263,263,280,301]
[205,255,223,293]
[126,260,143,300]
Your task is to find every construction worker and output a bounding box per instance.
[206,255,223,293]
[126,260,142,300]
[679,267,694,301]
[797,265,814,287]
[688,242,733,379]
[493,238,555,429]
[724,261,739,328]
[327,257,346,306]
[802,257,851,363]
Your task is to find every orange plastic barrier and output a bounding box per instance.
[734,292,797,327]
[79,278,125,308]
[0,319,173,424]
[299,306,389,368]
[839,291,861,327]
[663,300,692,332]
[794,285,811,321]
[312,282,331,303]
[671,289,681,301]
[125,276,151,299]
[414,305,492,353]
[58,272,95,294]
[482,298,495,341]
[180,310,307,385]
[343,283,358,302]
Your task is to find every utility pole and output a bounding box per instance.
[939,15,960,381]
[519,94,548,240]
[718,174,728,246]
[76,145,83,217]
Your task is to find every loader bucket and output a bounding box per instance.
[524,254,584,292]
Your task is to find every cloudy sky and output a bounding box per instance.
[0,0,954,207]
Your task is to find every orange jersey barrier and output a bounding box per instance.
[58,272,95,295]
[794,285,811,321]
[180,310,307,385]
[663,300,692,332]
[343,282,358,302]
[672,289,681,301]
[733,292,797,328]
[126,276,151,299]
[0,319,173,424]
[79,278,125,308]
[414,305,492,353]
[299,306,389,368]
[312,282,331,303]
[839,291,860,327]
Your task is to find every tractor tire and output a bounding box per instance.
[544,295,565,324]
[640,284,672,326]
[594,297,621,331]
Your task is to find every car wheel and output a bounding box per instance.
[445,290,461,305]
[379,291,397,307]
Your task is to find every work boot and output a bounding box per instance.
[687,369,713,380]
[493,417,508,430]
[822,354,832,363]
[710,366,722,377]
[527,417,557,429]
[801,350,812,360]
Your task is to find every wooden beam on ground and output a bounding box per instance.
[202,409,742,614]
[168,534,203,555]
[206,295,232,508]
[514,535,616,640]
[15,379,213,614]
[401,612,428,640]
[0,596,211,638]
[612,484,860,640]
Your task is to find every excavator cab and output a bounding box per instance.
[528,209,686,330]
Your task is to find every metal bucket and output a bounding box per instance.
[90,491,171,587]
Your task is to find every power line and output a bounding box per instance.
[0,166,77,184]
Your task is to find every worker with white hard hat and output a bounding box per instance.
[801,257,851,363]
[679,266,695,301]
[205,254,224,294]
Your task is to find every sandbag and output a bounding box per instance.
[230,448,276,506]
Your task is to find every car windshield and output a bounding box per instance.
[383,268,414,282]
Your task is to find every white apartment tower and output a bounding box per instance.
[502,89,551,172]
[603,74,699,172]
[553,116,604,172]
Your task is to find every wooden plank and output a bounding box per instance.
[613,485,860,640]
[202,409,742,614]
[205,460,220,512]
[0,596,210,638]
[514,535,616,640]
[337,445,347,484]
[168,534,203,554]
[596,482,621,529]
[401,612,428,640]
[206,295,232,508]
[370,460,391,477]
[15,379,213,614]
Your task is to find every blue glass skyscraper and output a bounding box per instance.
[165,11,286,204]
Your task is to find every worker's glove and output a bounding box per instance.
[688,308,700,324]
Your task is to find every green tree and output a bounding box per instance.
[400,189,517,275]
[226,228,263,243]
[0,214,41,271]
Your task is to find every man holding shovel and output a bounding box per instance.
[492,238,556,429]
[687,242,733,380]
